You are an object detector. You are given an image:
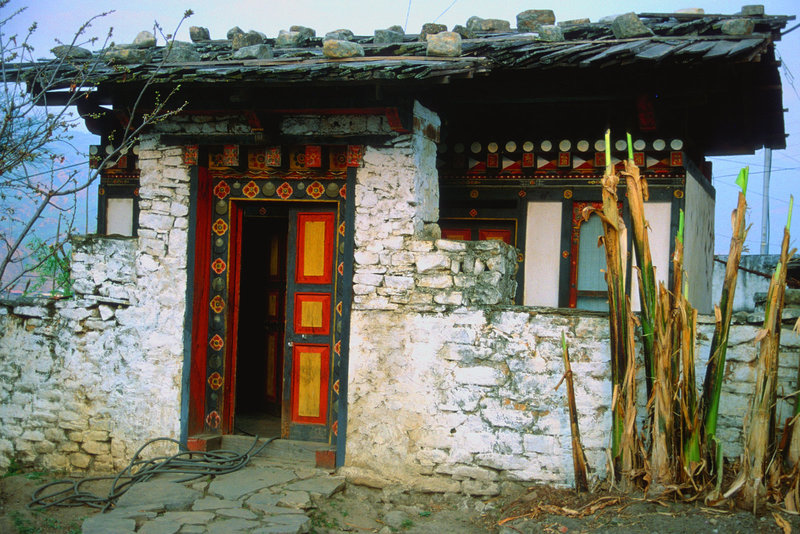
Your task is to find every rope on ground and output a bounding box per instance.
[28,435,277,512]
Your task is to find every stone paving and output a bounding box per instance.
[81,453,343,533]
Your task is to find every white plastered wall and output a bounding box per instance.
[683,168,715,314]
[523,202,562,307]
[631,202,672,311]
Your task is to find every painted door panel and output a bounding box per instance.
[283,209,336,441]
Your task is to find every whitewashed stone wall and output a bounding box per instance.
[0,135,191,473]
[344,304,800,493]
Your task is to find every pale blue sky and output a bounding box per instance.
[5,0,799,253]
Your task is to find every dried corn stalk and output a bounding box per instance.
[584,130,638,484]
[702,168,749,482]
[623,158,657,403]
[559,332,589,491]
[739,196,794,510]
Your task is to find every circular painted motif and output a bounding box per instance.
[540,140,553,152]
[653,139,666,151]
[522,141,534,152]
[505,141,517,153]
[563,189,573,199]
[233,181,241,189]
[576,140,590,152]
[297,182,305,191]
[671,139,684,150]
[470,142,482,154]
[487,142,499,153]
[326,183,340,197]
[633,139,646,151]
[454,143,465,154]
[214,238,224,248]
[558,139,571,152]
[615,139,627,151]
[262,182,276,196]
[595,139,605,152]
[215,200,227,214]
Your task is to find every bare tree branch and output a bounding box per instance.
[0,5,192,295]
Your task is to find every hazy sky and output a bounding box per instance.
[5,0,799,254]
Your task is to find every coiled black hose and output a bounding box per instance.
[28,435,276,512]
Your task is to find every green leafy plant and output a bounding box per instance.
[22,236,71,296]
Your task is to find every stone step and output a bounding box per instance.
[219,435,333,467]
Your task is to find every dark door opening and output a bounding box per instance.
[233,214,287,438]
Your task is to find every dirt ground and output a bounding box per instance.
[3,468,800,534]
[309,483,800,534]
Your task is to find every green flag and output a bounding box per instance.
[735,167,749,194]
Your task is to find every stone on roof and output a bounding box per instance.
[227,27,244,40]
[51,45,92,59]
[276,29,312,48]
[721,18,756,35]
[558,18,590,28]
[538,25,564,42]
[420,23,447,41]
[323,39,364,59]
[325,29,354,41]
[610,12,654,38]
[232,31,266,50]
[374,28,404,44]
[103,46,152,64]
[189,26,211,42]
[452,25,475,39]
[232,44,273,60]
[466,17,511,33]
[426,31,461,57]
[290,26,317,41]
[163,41,200,62]
[517,10,556,32]
[133,31,156,48]
[740,5,765,16]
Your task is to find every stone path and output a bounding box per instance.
[81,454,344,534]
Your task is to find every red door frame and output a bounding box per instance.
[222,201,246,434]
[188,167,212,436]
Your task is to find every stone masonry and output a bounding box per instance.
[0,133,195,473]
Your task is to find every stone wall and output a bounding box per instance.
[343,304,800,493]
[712,254,780,313]
[0,135,191,473]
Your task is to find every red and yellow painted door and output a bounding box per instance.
[283,209,337,441]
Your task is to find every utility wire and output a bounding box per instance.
[404,0,412,33]
[433,0,460,23]
[781,22,800,36]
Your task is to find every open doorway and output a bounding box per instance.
[233,213,287,438]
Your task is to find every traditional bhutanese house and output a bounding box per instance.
[2,8,794,487]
